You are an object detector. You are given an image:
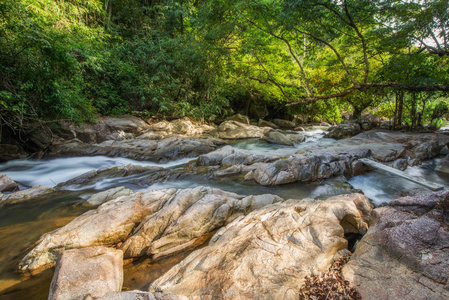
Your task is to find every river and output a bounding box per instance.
[0,127,448,299]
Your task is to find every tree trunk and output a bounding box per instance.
[396,91,404,128]
[410,93,417,129]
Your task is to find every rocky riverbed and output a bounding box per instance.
[1,115,449,299]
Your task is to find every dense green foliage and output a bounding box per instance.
[0,0,448,132]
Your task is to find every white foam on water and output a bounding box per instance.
[0,156,195,188]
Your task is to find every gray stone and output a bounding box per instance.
[343,191,449,300]
[0,185,56,206]
[48,136,226,162]
[392,158,408,171]
[272,118,296,128]
[48,246,123,300]
[325,123,361,139]
[262,129,294,146]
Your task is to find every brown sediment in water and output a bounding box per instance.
[123,230,216,291]
[0,193,92,299]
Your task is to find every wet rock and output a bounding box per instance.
[19,187,283,274]
[226,114,250,125]
[391,158,408,171]
[326,123,362,139]
[151,136,225,161]
[0,144,28,161]
[288,134,306,144]
[272,118,296,128]
[0,174,19,192]
[48,246,123,300]
[57,165,168,189]
[371,144,405,162]
[196,146,278,167]
[435,154,449,175]
[48,136,226,162]
[258,119,279,129]
[262,129,294,146]
[214,120,267,139]
[199,130,449,186]
[440,145,449,155]
[86,187,134,206]
[342,191,449,300]
[251,154,360,186]
[0,185,56,206]
[150,193,372,299]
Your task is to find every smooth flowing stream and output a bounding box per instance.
[0,127,448,299]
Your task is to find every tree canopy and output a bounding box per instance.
[0,0,448,133]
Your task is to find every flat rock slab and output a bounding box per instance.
[343,191,449,299]
[48,246,123,300]
[0,185,56,206]
[48,136,226,162]
[150,193,373,299]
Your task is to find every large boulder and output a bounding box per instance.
[272,118,296,129]
[196,146,279,167]
[326,123,362,139]
[19,191,144,274]
[262,129,294,146]
[0,174,19,192]
[213,120,267,139]
[120,188,283,260]
[18,187,282,275]
[343,191,449,299]
[150,193,372,299]
[145,119,215,138]
[102,116,150,135]
[48,246,123,300]
[249,153,364,186]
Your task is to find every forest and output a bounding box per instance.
[1,0,448,131]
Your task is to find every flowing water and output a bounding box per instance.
[0,128,448,298]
